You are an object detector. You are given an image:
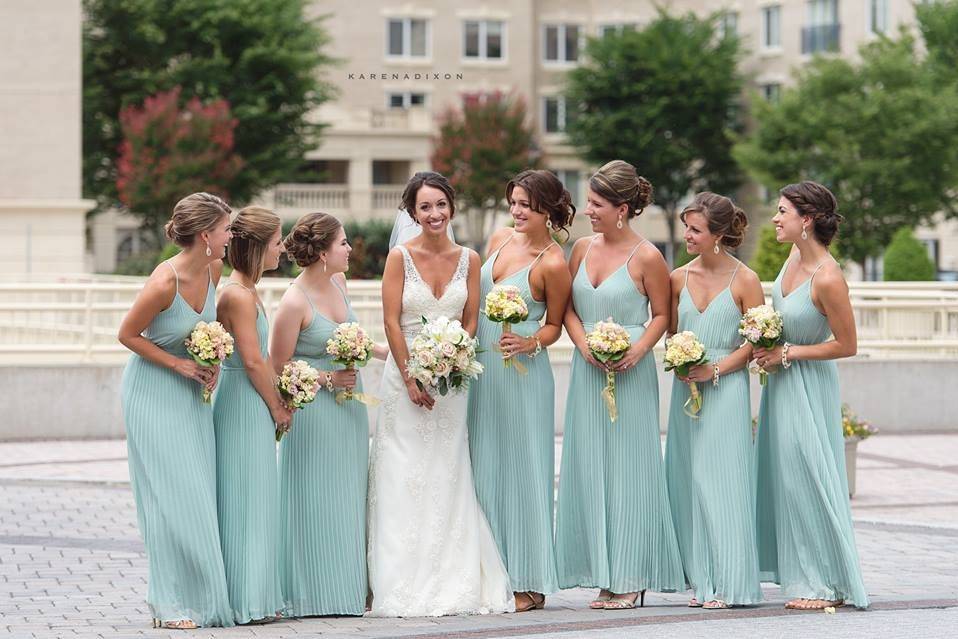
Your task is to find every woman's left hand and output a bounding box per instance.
[204,365,221,394]
[499,332,535,359]
[753,346,783,371]
[678,364,713,383]
[611,343,647,373]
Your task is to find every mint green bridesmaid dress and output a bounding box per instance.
[467,237,558,594]
[555,239,685,594]
[278,282,368,616]
[664,261,762,605]
[755,259,869,608]
[120,262,233,627]
[212,284,283,623]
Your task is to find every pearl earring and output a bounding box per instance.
[801,227,808,241]
[616,215,624,230]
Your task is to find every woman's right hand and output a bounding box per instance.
[270,403,294,428]
[577,345,607,371]
[404,378,435,411]
[331,369,357,390]
[172,358,213,385]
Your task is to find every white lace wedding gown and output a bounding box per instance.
[367,245,513,617]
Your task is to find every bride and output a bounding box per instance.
[367,171,513,617]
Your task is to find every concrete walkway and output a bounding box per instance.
[0,434,956,638]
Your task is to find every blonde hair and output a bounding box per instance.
[283,212,343,268]
[589,160,653,218]
[164,192,232,247]
[228,206,282,282]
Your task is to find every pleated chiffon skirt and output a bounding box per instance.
[555,346,685,594]
[278,387,369,616]
[665,367,762,605]
[121,354,234,627]
[213,367,284,623]
[467,316,559,594]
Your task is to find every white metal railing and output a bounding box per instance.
[272,184,350,210]
[3,279,958,364]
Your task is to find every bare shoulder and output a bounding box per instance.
[488,227,513,250]
[670,266,688,288]
[637,241,668,269]
[142,261,177,300]
[277,281,309,313]
[736,264,763,288]
[569,236,594,259]
[815,260,849,293]
[465,247,481,267]
[333,272,349,291]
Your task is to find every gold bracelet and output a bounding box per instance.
[530,335,542,358]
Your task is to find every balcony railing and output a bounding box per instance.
[802,24,841,54]
[272,184,349,210]
[371,185,405,211]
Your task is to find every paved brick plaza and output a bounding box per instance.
[1,434,955,638]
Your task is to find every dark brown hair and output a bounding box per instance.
[227,206,281,282]
[780,181,843,246]
[506,169,576,240]
[589,160,653,219]
[400,171,456,222]
[283,212,343,268]
[680,192,749,249]
[164,192,231,247]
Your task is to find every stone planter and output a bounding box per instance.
[844,436,860,498]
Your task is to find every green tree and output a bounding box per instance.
[431,93,541,247]
[564,10,744,264]
[734,32,958,269]
[883,227,935,281]
[84,0,334,208]
[916,0,958,84]
[749,225,792,282]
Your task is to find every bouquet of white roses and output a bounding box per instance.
[738,304,784,385]
[276,360,320,441]
[325,322,378,405]
[484,284,530,374]
[585,319,632,423]
[406,316,484,397]
[664,331,709,418]
[184,320,234,403]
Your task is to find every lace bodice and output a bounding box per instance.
[397,245,470,339]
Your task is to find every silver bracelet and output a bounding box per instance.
[712,364,720,387]
[781,342,793,369]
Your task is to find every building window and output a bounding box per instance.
[464,20,504,60]
[543,96,570,133]
[868,0,888,34]
[719,11,738,38]
[387,18,428,58]
[598,23,638,37]
[551,169,581,207]
[543,24,580,63]
[387,92,426,109]
[762,5,782,49]
[761,83,781,102]
[803,0,840,54]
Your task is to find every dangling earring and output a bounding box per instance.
[205,242,212,257]
[322,258,327,273]
[713,243,720,255]
[801,226,808,241]
[616,214,624,230]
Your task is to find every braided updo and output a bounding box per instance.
[283,212,343,268]
[680,192,749,249]
[589,160,653,218]
[780,181,844,246]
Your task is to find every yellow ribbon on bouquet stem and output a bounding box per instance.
[334,363,381,406]
[497,322,528,375]
[601,370,618,423]
[683,381,703,419]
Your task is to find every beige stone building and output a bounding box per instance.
[0,1,94,276]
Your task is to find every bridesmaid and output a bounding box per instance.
[555,160,684,609]
[663,193,765,609]
[270,212,387,616]
[212,206,292,623]
[752,181,869,609]
[467,169,574,612]
[117,192,234,629]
